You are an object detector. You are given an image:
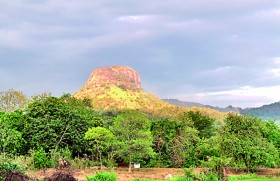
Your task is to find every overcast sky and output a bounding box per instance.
[1,0,280,108]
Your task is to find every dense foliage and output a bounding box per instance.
[219,114,279,172]
[22,96,103,155]
[85,126,115,169]
[110,110,154,172]
[0,90,279,176]
[151,118,199,167]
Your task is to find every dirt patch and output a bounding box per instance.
[27,168,280,181]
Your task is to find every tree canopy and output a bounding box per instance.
[111,110,154,172]
[85,126,115,169]
[22,96,103,155]
[0,90,27,113]
[219,114,279,172]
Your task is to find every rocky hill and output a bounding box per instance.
[80,66,141,91]
[74,66,225,120]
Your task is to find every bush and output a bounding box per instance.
[33,148,51,170]
[0,154,33,170]
[85,171,117,181]
[71,157,97,169]
[50,147,72,168]
[0,161,26,180]
[175,168,218,181]
[44,171,77,181]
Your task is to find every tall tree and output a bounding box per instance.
[84,127,115,169]
[111,110,154,172]
[220,114,279,172]
[177,111,216,139]
[151,118,199,167]
[22,96,103,155]
[151,119,177,167]
[0,90,28,113]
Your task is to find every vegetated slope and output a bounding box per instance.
[163,99,280,123]
[74,66,225,120]
[163,99,242,113]
[241,102,280,122]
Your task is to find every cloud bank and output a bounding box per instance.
[1,0,280,108]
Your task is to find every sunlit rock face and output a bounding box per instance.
[81,66,141,91]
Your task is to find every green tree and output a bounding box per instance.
[0,112,25,159]
[85,127,115,169]
[195,137,221,164]
[0,90,28,113]
[151,118,200,167]
[30,92,52,102]
[220,114,279,172]
[22,96,103,155]
[261,120,280,152]
[177,111,216,139]
[151,119,176,167]
[171,126,199,167]
[110,110,154,172]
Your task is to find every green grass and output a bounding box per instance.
[85,171,117,181]
[130,174,279,181]
[228,173,279,181]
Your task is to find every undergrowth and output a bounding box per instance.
[85,171,117,181]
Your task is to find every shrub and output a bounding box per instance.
[50,147,72,168]
[33,148,51,170]
[44,171,77,181]
[176,168,218,181]
[118,84,127,91]
[71,157,97,169]
[85,171,117,181]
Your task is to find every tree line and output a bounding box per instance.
[0,90,279,175]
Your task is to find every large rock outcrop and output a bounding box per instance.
[74,65,225,120]
[80,66,141,91]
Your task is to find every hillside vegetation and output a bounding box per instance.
[0,66,279,180]
[73,66,225,121]
[74,85,225,121]
[163,99,280,123]
[242,102,280,121]
[0,89,279,181]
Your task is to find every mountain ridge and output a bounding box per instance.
[162,98,280,122]
[162,99,243,113]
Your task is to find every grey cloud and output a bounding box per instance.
[1,0,280,107]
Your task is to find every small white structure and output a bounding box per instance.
[133,162,141,168]
[165,174,172,179]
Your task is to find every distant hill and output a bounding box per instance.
[241,102,280,121]
[74,66,225,120]
[162,99,242,113]
[163,99,280,123]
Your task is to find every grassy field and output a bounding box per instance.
[228,173,279,181]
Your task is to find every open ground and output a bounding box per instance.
[27,167,280,181]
